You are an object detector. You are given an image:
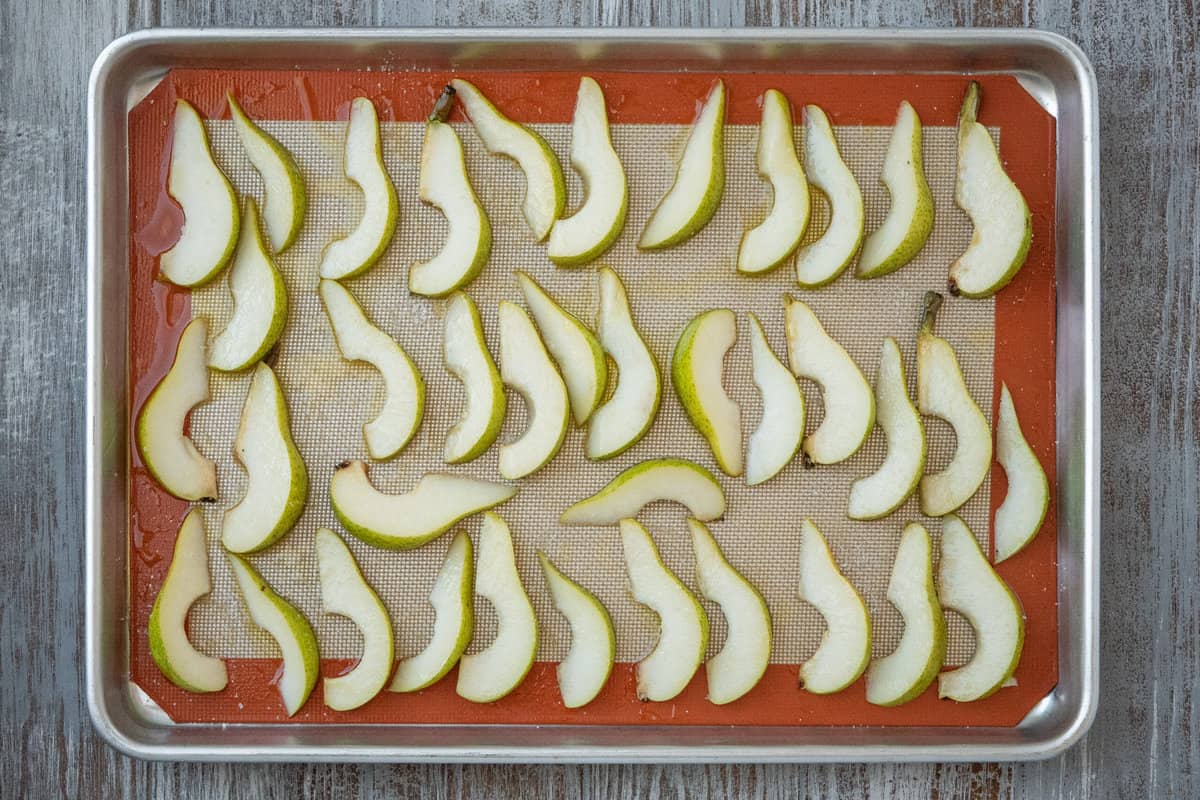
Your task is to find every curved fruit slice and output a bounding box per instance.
[450,78,565,241]
[994,384,1049,563]
[547,77,628,266]
[148,509,227,692]
[228,92,306,253]
[784,296,874,465]
[865,523,945,706]
[737,89,809,275]
[689,519,771,705]
[916,292,991,516]
[948,82,1032,298]
[318,97,397,280]
[673,309,742,476]
[745,313,805,486]
[390,530,474,692]
[315,528,394,711]
[320,279,424,460]
[538,552,615,708]
[159,99,239,287]
[227,553,319,715]
[620,519,708,701]
[847,338,926,520]
[797,520,870,694]
[586,267,661,460]
[457,513,538,703]
[937,515,1025,701]
[209,200,288,372]
[857,101,934,279]
[443,292,505,464]
[560,458,725,525]
[516,271,606,425]
[497,301,569,479]
[793,105,864,288]
[221,363,307,553]
[639,80,725,250]
[330,460,516,549]
[136,318,217,502]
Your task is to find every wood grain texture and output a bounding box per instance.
[0,0,1194,797]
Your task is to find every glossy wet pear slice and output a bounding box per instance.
[539,553,615,708]
[227,92,306,253]
[672,308,742,476]
[793,105,864,288]
[994,384,1050,562]
[745,313,805,486]
[797,520,871,694]
[497,301,569,479]
[560,458,725,525]
[442,292,505,464]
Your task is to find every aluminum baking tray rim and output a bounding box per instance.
[86,26,1099,763]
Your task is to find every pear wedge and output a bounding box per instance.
[948,82,1032,298]
[538,552,615,708]
[793,105,864,288]
[586,267,661,460]
[450,78,565,242]
[497,301,570,479]
[320,279,424,460]
[330,460,516,549]
[227,93,306,253]
[620,519,709,702]
[672,309,743,476]
[136,317,217,502]
[148,509,227,692]
[547,77,628,266]
[315,528,394,711]
[639,80,725,250]
[994,384,1049,563]
[443,291,505,464]
[220,363,307,553]
[745,313,805,486]
[737,89,809,275]
[457,513,539,703]
[560,458,725,525]
[937,515,1025,702]
[318,97,398,280]
[797,520,871,694]
[159,99,239,287]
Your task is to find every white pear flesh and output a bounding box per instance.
[619,519,708,702]
[745,312,805,486]
[148,509,227,692]
[994,384,1049,562]
[672,309,743,476]
[937,515,1025,702]
[560,458,725,525]
[457,513,539,703]
[538,552,615,708]
[797,520,871,694]
[443,291,505,464]
[793,105,864,288]
[737,89,809,275]
[228,93,306,253]
[320,279,424,460]
[497,301,569,479]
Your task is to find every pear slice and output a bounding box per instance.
[797,520,871,694]
[457,513,538,703]
[497,300,570,479]
[586,267,661,460]
[672,309,742,476]
[745,313,805,486]
[320,279,424,460]
[220,363,307,553]
[516,271,606,425]
[737,89,809,275]
[865,523,945,706]
[847,338,926,520]
[314,528,394,711]
[994,384,1050,562]
[793,105,864,288]
[409,91,492,298]
[148,509,227,692]
[857,101,934,280]
[450,78,565,241]
[443,291,505,464]
[227,553,319,715]
[227,93,305,253]
[159,99,239,287]
[937,515,1025,701]
[390,531,474,692]
[560,458,725,525]
[208,200,288,373]
[916,292,991,517]
[784,296,874,464]
[638,80,725,250]
[547,77,628,266]
[330,460,516,549]
[619,519,708,701]
[948,82,1032,298]
[538,552,615,708]
[136,317,217,502]
[318,97,398,280]
[689,519,771,705]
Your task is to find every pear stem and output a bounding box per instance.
[428,85,456,123]
[920,291,944,334]
[957,81,981,142]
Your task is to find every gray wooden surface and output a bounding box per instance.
[0,0,1193,797]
